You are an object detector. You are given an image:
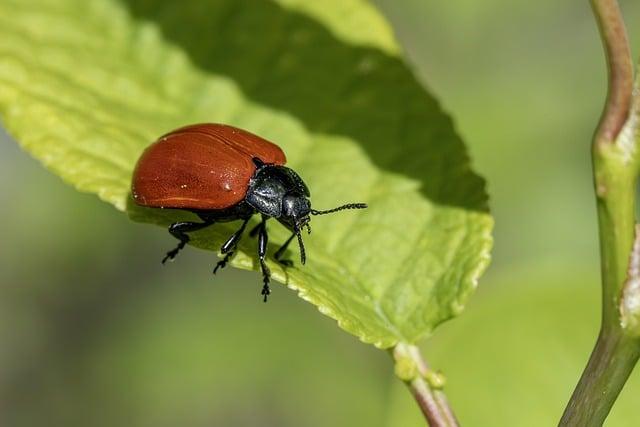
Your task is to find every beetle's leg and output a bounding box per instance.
[248,222,261,238]
[213,218,250,274]
[257,217,271,302]
[274,233,296,267]
[163,221,212,264]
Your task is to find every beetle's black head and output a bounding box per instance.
[281,194,311,228]
[246,159,367,264]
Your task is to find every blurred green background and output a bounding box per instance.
[2,0,640,426]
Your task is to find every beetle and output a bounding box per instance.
[131,123,367,301]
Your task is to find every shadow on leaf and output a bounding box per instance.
[122,0,488,213]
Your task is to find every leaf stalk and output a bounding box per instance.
[392,343,459,427]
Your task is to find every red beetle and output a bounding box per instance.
[132,124,366,301]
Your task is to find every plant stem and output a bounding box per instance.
[392,343,458,427]
[560,328,640,425]
[560,0,640,424]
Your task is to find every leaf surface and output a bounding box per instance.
[0,0,492,348]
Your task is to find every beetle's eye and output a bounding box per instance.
[282,196,295,217]
[294,197,310,218]
[282,195,310,219]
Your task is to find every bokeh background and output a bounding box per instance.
[2,1,640,426]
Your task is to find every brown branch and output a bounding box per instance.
[590,0,633,144]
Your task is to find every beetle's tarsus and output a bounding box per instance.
[213,251,234,274]
[261,266,271,302]
[259,259,271,302]
[261,283,271,302]
[164,221,212,265]
[161,243,185,264]
[212,218,250,274]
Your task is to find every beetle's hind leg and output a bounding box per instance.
[213,218,250,274]
[163,221,213,264]
[257,217,271,302]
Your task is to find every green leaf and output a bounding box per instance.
[0,0,492,348]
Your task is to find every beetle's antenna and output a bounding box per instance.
[311,203,367,216]
[295,228,307,265]
[292,217,307,265]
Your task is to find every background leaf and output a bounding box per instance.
[0,0,492,348]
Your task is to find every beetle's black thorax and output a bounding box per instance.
[245,163,311,227]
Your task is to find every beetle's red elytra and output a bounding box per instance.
[132,123,367,301]
[132,124,286,210]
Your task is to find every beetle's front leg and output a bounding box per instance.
[248,222,261,238]
[257,217,271,302]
